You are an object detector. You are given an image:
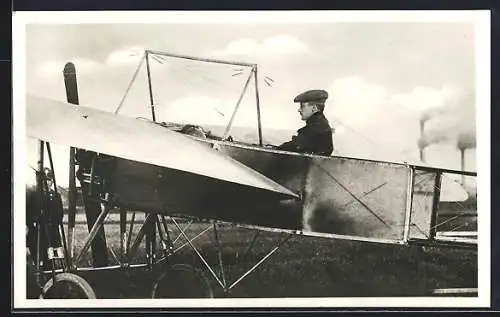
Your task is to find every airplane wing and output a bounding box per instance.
[25,95,298,199]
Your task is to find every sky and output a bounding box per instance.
[24,20,479,187]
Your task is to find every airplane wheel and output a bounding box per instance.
[39,273,97,299]
[151,264,214,298]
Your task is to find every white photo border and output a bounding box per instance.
[12,10,491,309]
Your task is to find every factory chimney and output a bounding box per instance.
[419,119,425,163]
[457,131,476,186]
[460,148,465,185]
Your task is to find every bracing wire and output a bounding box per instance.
[412,170,476,235]
[114,52,147,115]
[117,51,273,128]
[147,52,255,124]
[113,51,476,218]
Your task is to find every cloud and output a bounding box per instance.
[35,58,102,79]
[391,86,457,115]
[393,86,476,150]
[321,77,477,166]
[160,91,302,133]
[211,35,309,56]
[30,46,147,91]
[326,77,390,128]
[105,46,145,66]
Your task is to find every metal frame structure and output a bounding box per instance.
[121,48,478,246]
[115,49,264,146]
[30,148,296,297]
[26,49,478,299]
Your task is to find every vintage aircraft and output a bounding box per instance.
[24,49,478,299]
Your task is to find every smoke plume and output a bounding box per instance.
[457,130,476,150]
[417,132,449,150]
[417,90,475,150]
[419,106,448,126]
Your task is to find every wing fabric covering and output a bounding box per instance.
[25,95,298,199]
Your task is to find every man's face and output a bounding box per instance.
[298,102,317,121]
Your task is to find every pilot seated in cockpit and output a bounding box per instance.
[277,89,334,156]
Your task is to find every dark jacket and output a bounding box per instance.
[278,112,334,156]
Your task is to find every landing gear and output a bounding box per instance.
[39,273,96,299]
[27,140,96,300]
[151,263,214,298]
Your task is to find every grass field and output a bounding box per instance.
[57,212,478,299]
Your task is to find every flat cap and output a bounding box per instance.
[294,89,328,103]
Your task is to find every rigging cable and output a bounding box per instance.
[114,52,147,115]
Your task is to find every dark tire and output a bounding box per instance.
[39,273,97,299]
[151,264,214,298]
